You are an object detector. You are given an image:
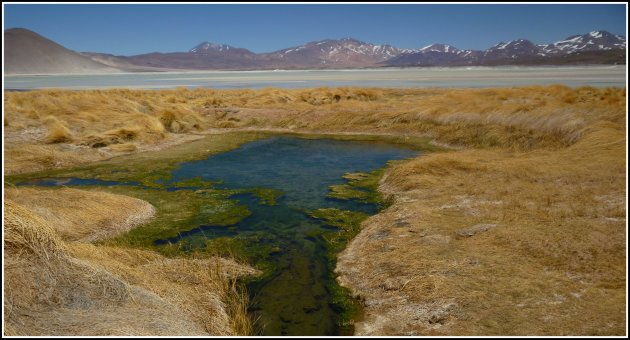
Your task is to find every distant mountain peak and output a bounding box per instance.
[305,37,368,46]
[189,42,235,53]
[490,39,535,50]
[339,37,362,43]
[588,30,614,38]
[268,37,411,66]
[540,30,626,55]
[419,43,460,53]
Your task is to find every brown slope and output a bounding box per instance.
[4,28,119,75]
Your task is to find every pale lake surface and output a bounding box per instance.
[4,65,626,90]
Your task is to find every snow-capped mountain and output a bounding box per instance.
[387,43,480,65]
[419,44,461,54]
[384,30,625,66]
[188,42,256,58]
[188,42,258,56]
[261,38,416,67]
[87,30,626,70]
[190,42,236,53]
[484,39,540,60]
[538,30,626,55]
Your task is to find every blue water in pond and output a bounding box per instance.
[17,177,140,187]
[18,136,418,335]
[168,137,416,210]
[162,137,417,335]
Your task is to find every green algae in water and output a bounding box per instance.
[5,132,266,189]
[162,137,417,335]
[308,208,368,231]
[79,186,254,248]
[171,176,221,189]
[248,187,284,206]
[12,136,418,336]
[306,208,370,330]
[327,169,384,204]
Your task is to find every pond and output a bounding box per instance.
[18,136,419,335]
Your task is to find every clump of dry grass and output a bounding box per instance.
[4,189,259,336]
[83,126,142,148]
[4,199,66,260]
[5,187,156,242]
[108,143,137,152]
[43,115,73,143]
[68,244,258,336]
[4,199,139,335]
[4,143,106,175]
[159,108,205,133]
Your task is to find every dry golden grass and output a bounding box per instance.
[4,189,258,336]
[67,244,257,336]
[5,86,625,175]
[43,115,73,143]
[5,187,155,242]
[108,142,137,152]
[3,85,627,335]
[336,99,626,335]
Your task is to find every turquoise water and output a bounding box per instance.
[4,65,626,89]
[18,137,418,335]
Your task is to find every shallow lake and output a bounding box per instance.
[4,65,626,90]
[19,136,419,335]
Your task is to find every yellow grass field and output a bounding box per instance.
[3,85,627,335]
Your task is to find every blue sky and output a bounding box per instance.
[4,4,626,55]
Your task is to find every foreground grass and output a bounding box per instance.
[3,85,626,335]
[4,189,257,336]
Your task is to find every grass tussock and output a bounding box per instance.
[43,115,73,143]
[108,142,137,152]
[5,187,156,242]
[4,199,66,260]
[4,189,258,336]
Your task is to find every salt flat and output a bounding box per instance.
[4,65,626,90]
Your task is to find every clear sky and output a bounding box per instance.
[3,3,627,55]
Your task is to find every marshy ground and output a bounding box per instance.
[3,86,627,335]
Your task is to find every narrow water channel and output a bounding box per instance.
[19,137,418,335]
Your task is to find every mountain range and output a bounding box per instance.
[386,30,626,66]
[3,28,626,75]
